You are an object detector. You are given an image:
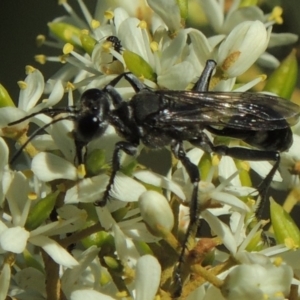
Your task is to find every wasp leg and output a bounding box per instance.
[94,141,137,207]
[171,140,200,297]
[212,145,280,219]
[192,59,216,92]
[191,134,280,219]
[104,72,147,106]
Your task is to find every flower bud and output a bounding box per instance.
[218,21,270,78]
[139,190,174,237]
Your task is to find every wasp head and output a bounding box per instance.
[75,88,110,143]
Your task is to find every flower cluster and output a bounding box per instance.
[0,0,300,299]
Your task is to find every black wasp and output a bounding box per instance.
[8,59,300,296]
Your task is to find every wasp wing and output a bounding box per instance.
[154,91,300,130]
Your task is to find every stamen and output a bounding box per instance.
[77,0,93,26]
[36,34,46,47]
[63,43,74,54]
[150,41,159,52]
[17,81,27,90]
[91,19,100,29]
[273,256,283,266]
[138,20,147,29]
[269,6,283,25]
[36,34,62,49]
[28,192,38,200]
[104,10,114,20]
[25,65,36,74]
[77,164,86,179]
[35,55,47,65]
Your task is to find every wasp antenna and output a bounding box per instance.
[8,106,77,126]
[10,116,75,165]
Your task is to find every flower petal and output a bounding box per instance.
[139,190,174,236]
[110,172,146,202]
[135,255,161,300]
[18,68,44,111]
[134,170,186,201]
[32,152,77,181]
[70,290,115,300]
[0,263,10,299]
[202,210,237,254]
[0,226,29,253]
[29,235,78,268]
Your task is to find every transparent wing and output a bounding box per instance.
[154,91,300,130]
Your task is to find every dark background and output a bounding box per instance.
[0,1,63,100]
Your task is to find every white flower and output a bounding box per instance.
[0,67,64,129]
[221,261,293,300]
[197,0,298,68]
[217,21,271,78]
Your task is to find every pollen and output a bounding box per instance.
[17,81,27,90]
[25,65,36,74]
[36,34,46,46]
[269,6,283,24]
[90,19,100,29]
[104,10,114,20]
[138,20,147,29]
[28,192,38,200]
[63,43,74,54]
[150,41,159,52]
[221,51,241,71]
[35,55,47,65]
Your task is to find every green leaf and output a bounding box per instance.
[270,198,300,247]
[85,149,106,176]
[23,249,45,273]
[103,256,122,270]
[263,50,297,99]
[123,50,157,82]
[81,222,115,248]
[48,22,82,48]
[80,33,97,55]
[198,152,212,181]
[25,191,59,231]
[235,160,252,187]
[239,0,258,6]
[176,0,188,20]
[0,84,15,107]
